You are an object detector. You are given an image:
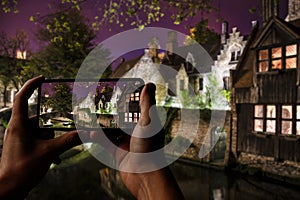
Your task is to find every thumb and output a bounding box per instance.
[138,83,156,127]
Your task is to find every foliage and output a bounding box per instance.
[60,0,215,31]
[0,0,18,13]
[221,89,230,102]
[3,0,217,31]
[0,30,31,106]
[48,83,73,114]
[184,19,220,45]
[34,7,110,78]
[0,30,30,88]
[180,90,191,108]
[18,62,41,85]
[205,74,229,109]
[0,118,8,129]
[180,89,202,109]
[196,93,206,109]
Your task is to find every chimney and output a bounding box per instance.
[262,0,279,26]
[221,21,228,44]
[251,20,258,28]
[166,31,178,55]
[286,0,300,22]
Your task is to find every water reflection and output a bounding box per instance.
[170,160,300,200]
[27,150,300,200]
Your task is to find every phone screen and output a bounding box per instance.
[37,78,144,130]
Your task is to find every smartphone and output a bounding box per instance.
[37,78,144,131]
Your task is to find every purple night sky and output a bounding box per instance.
[0,0,288,53]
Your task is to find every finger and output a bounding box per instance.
[138,83,156,126]
[130,83,166,152]
[46,130,82,157]
[12,76,45,120]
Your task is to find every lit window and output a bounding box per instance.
[272,47,282,58]
[286,44,297,56]
[259,62,269,72]
[259,49,268,60]
[266,105,276,133]
[281,105,292,135]
[258,49,269,72]
[297,122,300,136]
[130,94,135,101]
[271,59,282,69]
[254,119,263,132]
[134,112,138,123]
[254,105,263,117]
[257,44,298,72]
[297,106,300,135]
[254,105,264,132]
[286,44,297,69]
[271,47,282,69]
[286,57,297,69]
[253,105,276,133]
[135,92,140,101]
[124,113,128,122]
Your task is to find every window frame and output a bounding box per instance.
[253,104,276,134]
[281,105,293,135]
[257,43,298,73]
[296,105,300,135]
[254,104,300,136]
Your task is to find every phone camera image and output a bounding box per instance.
[37,78,144,130]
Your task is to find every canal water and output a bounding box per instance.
[27,150,300,200]
[171,160,300,200]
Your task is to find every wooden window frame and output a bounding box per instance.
[257,43,298,73]
[253,104,276,134]
[280,105,293,135]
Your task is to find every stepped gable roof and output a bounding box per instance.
[233,16,300,89]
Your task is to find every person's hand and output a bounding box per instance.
[116,83,184,200]
[0,76,82,199]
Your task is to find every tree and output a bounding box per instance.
[184,19,220,45]
[3,0,217,31]
[0,30,30,107]
[48,82,73,115]
[34,7,110,78]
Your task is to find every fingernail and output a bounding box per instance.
[146,83,156,92]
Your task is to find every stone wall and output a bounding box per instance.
[238,152,300,183]
[168,108,231,163]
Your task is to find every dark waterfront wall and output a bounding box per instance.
[231,102,300,183]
